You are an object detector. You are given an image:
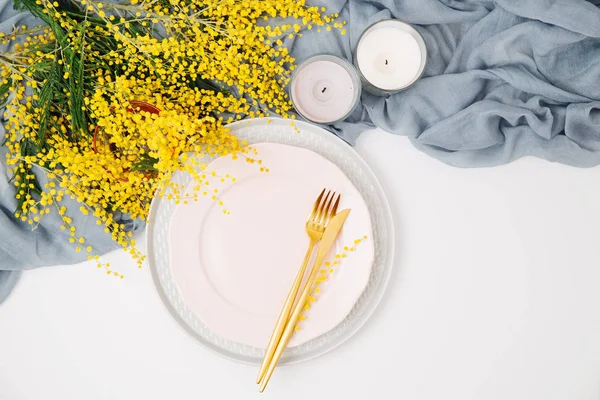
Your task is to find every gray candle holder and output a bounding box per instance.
[354,19,428,96]
[289,54,362,124]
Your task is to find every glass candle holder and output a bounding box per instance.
[289,54,361,124]
[354,19,427,96]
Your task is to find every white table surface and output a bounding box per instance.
[1,128,600,400]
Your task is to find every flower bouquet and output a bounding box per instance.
[0,0,344,275]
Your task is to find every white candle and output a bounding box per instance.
[355,20,427,95]
[290,55,361,124]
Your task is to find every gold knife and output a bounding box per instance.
[258,209,351,392]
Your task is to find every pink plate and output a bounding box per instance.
[169,143,374,348]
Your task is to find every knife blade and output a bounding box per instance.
[310,208,351,279]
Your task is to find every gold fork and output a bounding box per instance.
[259,197,343,392]
[256,188,335,384]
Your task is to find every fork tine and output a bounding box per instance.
[309,189,326,221]
[326,194,341,223]
[315,190,331,223]
[319,191,335,225]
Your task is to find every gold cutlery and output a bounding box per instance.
[256,188,337,384]
[259,207,350,392]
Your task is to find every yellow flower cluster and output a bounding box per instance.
[1,0,342,276]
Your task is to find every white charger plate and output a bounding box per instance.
[147,117,394,365]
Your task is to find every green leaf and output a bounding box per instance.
[131,153,159,171]
[193,77,228,94]
[13,0,66,42]
[0,79,10,108]
[65,35,89,137]
[36,57,61,146]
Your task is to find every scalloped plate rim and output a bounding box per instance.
[146,117,395,365]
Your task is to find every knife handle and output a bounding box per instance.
[256,239,317,384]
[259,248,326,392]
